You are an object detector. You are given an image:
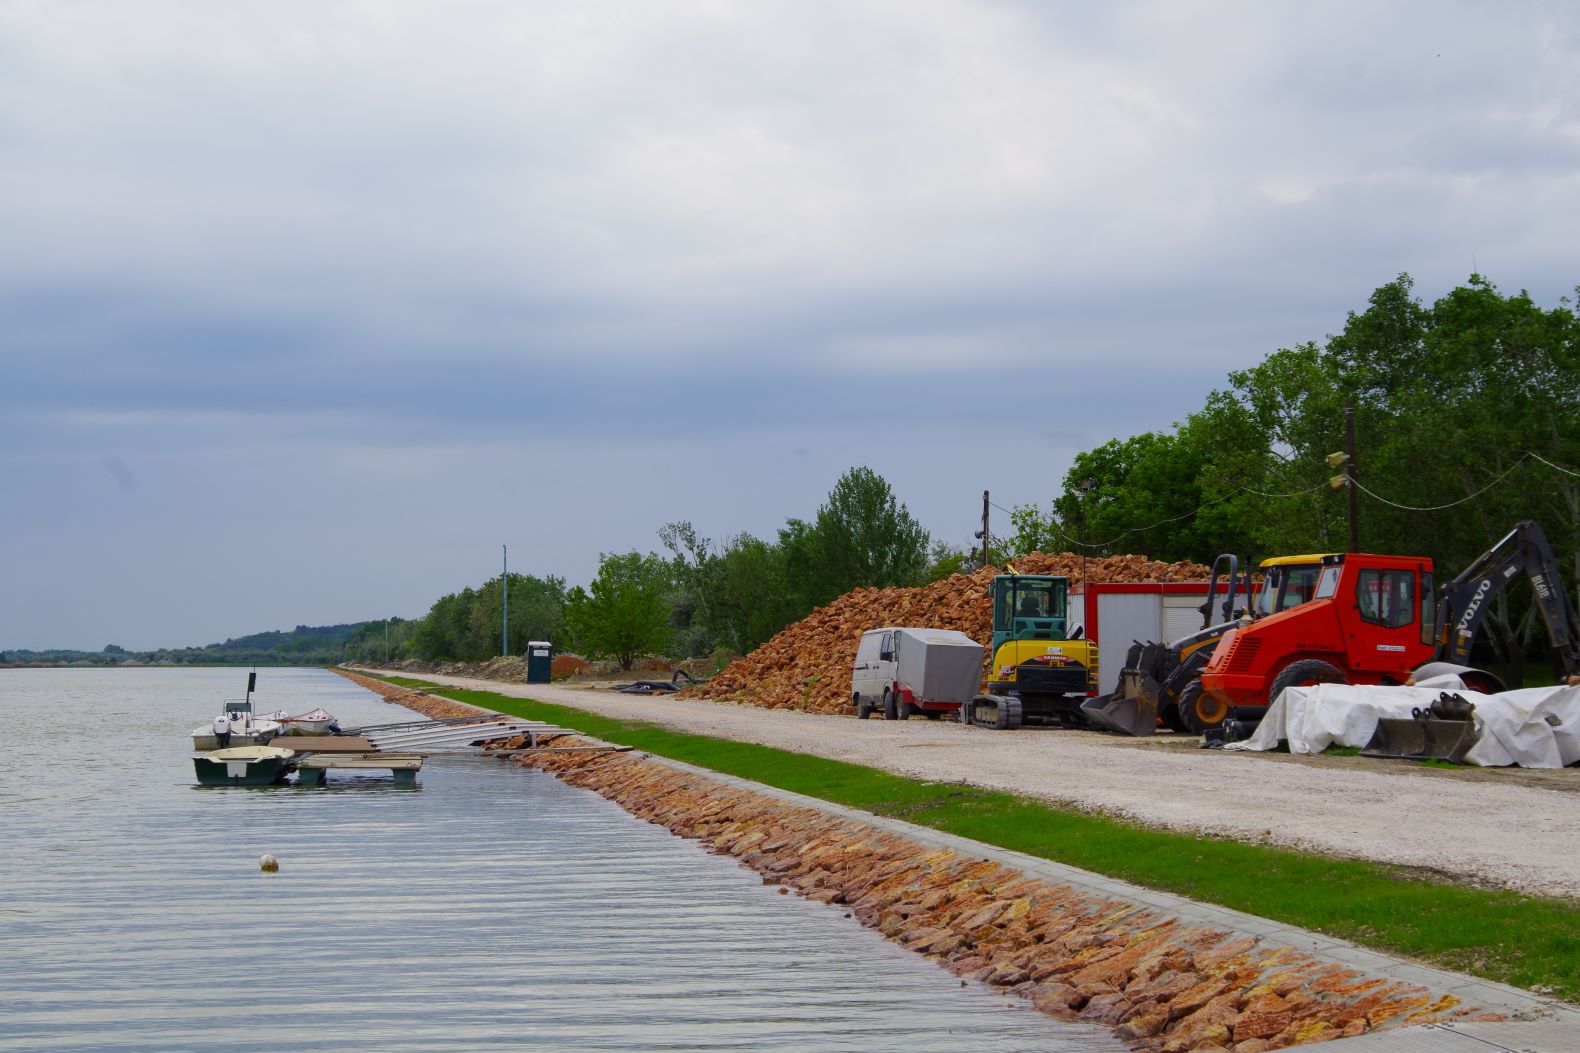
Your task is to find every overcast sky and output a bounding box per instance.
[5,1,1579,650]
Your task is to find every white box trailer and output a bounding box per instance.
[1071,581,1253,696]
[851,626,985,720]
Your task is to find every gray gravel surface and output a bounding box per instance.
[379,671,1580,900]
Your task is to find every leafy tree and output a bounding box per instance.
[659,520,718,659]
[403,573,568,661]
[921,540,972,582]
[816,467,931,589]
[563,551,673,670]
[1041,273,1580,681]
[786,467,931,608]
[709,532,804,652]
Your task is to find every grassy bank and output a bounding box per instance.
[382,675,1579,1003]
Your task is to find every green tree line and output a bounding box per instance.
[1009,274,1579,681]
[385,467,947,669]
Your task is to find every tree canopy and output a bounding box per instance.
[563,551,673,670]
[1011,273,1580,678]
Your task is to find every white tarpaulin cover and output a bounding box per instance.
[1225,674,1580,768]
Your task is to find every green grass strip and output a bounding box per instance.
[380,675,1579,1002]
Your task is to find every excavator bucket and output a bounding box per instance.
[1080,668,1159,737]
[1362,699,1481,763]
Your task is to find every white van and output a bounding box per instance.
[852,628,898,718]
[851,626,985,720]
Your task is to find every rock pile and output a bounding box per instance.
[681,552,1213,714]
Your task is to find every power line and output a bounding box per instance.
[987,451,1573,552]
[1348,455,1534,512]
[1530,452,1580,478]
[992,481,1326,552]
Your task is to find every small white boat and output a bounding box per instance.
[194,745,296,787]
[278,708,338,736]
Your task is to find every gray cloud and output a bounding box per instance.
[2,1,1577,648]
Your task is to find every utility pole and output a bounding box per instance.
[502,544,509,657]
[1327,408,1361,552]
[1345,407,1359,553]
[976,490,990,568]
[383,618,388,664]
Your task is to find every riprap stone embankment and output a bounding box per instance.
[338,668,1497,1052]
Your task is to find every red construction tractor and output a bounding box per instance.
[1197,520,1580,727]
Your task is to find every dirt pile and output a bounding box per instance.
[681,552,1212,714]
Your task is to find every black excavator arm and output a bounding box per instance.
[1434,520,1580,677]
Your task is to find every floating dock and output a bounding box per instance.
[296,752,424,787]
[278,715,625,787]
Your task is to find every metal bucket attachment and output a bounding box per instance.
[1362,695,1481,763]
[1080,668,1159,737]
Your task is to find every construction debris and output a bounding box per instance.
[680,553,1211,715]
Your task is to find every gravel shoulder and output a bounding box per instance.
[369,669,1580,900]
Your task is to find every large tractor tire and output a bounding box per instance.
[855,695,873,720]
[1179,680,1230,734]
[1268,659,1347,708]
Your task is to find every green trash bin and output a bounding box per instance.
[526,641,553,684]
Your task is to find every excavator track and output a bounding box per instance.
[965,693,1023,730]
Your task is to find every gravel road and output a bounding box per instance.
[380,671,1580,900]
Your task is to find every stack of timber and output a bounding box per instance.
[680,552,1211,715]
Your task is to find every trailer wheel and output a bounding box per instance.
[1179,680,1229,734]
[1269,659,1346,708]
[895,695,912,720]
[856,695,873,720]
[883,690,898,721]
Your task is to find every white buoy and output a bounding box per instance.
[259,853,279,872]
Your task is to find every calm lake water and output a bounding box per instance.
[0,667,1117,1052]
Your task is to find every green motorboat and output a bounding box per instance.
[193,745,296,787]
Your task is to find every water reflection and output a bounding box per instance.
[0,668,1117,1051]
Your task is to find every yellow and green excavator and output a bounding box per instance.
[960,572,1099,729]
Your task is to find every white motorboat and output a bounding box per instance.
[191,714,284,751]
[189,672,283,750]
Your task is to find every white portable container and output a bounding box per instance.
[850,626,985,720]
